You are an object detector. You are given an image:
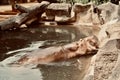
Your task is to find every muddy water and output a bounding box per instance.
[0,25,93,80]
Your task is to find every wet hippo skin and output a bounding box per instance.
[12,36,99,65]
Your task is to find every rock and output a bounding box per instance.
[73,3,103,25]
[42,3,71,22]
[85,13,120,80]
[108,49,120,80]
[55,16,70,22]
[106,21,120,40]
[83,27,120,80]
[98,21,120,47]
[97,2,120,23]
[94,39,120,80]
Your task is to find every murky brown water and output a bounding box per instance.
[0,25,93,80]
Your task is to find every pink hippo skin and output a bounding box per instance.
[16,36,99,65]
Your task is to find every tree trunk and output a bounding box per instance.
[0,1,50,30]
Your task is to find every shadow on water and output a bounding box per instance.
[0,25,93,80]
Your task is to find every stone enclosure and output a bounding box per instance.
[0,1,120,80]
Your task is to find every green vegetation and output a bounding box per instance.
[59,0,110,5]
[79,0,109,5]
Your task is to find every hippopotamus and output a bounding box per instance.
[2,36,99,66]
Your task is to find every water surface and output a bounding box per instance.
[0,25,92,80]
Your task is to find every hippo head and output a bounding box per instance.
[76,36,99,55]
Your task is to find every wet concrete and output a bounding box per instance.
[0,25,93,80]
